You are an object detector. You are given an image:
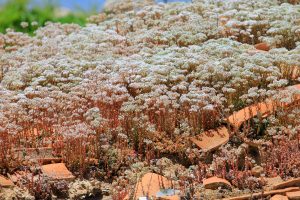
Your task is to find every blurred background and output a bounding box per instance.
[0,0,190,34]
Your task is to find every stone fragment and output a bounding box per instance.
[286,191,300,200]
[0,175,14,187]
[190,126,229,152]
[251,166,264,177]
[203,176,231,190]
[270,194,288,200]
[41,163,75,181]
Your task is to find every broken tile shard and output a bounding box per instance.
[224,187,300,200]
[0,175,14,188]
[254,42,270,51]
[273,178,300,190]
[286,191,300,200]
[132,173,179,200]
[270,194,288,200]
[203,176,231,190]
[41,163,75,181]
[227,100,276,130]
[190,126,229,152]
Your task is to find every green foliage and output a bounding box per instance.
[0,0,90,34]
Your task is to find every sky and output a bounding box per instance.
[0,0,191,11]
[54,0,191,11]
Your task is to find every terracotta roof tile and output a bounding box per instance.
[0,175,14,188]
[224,187,300,200]
[273,178,300,190]
[132,173,178,199]
[286,191,300,200]
[203,176,231,190]
[254,42,270,51]
[227,100,276,130]
[41,163,75,181]
[190,126,229,152]
[270,194,288,200]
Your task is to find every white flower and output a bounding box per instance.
[20,22,29,28]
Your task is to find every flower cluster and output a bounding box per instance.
[0,0,299,198]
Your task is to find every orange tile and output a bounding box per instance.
[132,173,178,199]
[273,178,300,190]
[286,191,300,200]
[227,84,300,130]
[41,163,75,181]
[203,176,231,190]
[254,42,270,51]
[190,126,229,152]
[193,83,300,151]
[224,187,300,200]
[227,100,276,130]
[0,175,14,187]
[270,194,288,200]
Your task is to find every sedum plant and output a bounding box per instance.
[0,0,299,198]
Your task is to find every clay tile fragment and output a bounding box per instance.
[190,126,229,152]
[132,172,179,199]
[203,176,231,190]
[286,191,300,200]
[254,42,270,51]
[227,83,300,131]
[270,195,288,200]
[272,178,300,190]
[227,100,275,130]
[224,187,300,200]
[41,163,75,181]
[0,175,14,188]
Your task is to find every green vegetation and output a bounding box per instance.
[0,0,93,34]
